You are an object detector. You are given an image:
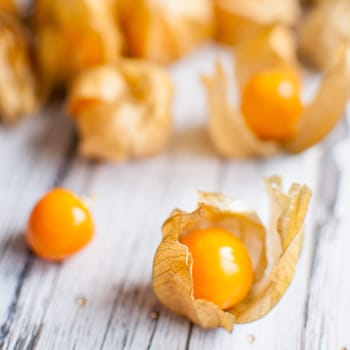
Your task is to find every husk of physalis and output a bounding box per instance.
[203,32,350,158]
[66,59,173,162]
[33,0,123,90]
[213,0,300,46]
[118,0,214,64]
[0,13,38,124]
[234,25,299,90]
[0,0,18,16]
[298,0,350,70]
[152,176,311,331]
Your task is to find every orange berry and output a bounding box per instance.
[26,188,94,261]
[180,228,253,310]
[241,69,303,141]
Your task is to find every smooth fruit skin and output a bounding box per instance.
[180,228,253,310]
[241,69,303,141]
[26,188,94,261]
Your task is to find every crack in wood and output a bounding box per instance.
[184,323,193,350]
[146,304,160,350]
[0,254,33,349]
[0,133,78,349]
[25,323,44,350]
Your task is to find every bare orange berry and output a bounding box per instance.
[241,69,303,141]
[26,188,94,261]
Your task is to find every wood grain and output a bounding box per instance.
[0,46,349,350]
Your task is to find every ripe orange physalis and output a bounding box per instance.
[180,227,253,310]
[26,188,94,261]
[241,69,303,141]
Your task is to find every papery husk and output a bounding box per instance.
[202,63,279,158]
[0,13,38,124]
[152,176,311,330]
[66,59,173,162]
[33,0,123,89]
[214,0,300,46]
[119,0,214,64]
[0,0,18,16]
[298,0,350,70]
[234,25,298,90]
[286,47,350,153]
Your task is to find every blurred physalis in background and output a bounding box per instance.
[118,0,214,64]
[32,0,123,91]
[213,0,300,46]
[0,12,38,124]
[67,60,173,162]
[203,26,350,158]
[298,0,350,70]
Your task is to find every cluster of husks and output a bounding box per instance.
[1,0,349,161]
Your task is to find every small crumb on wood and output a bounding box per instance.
[150,310,159,320]
[247,334,255,344]
[76,296,87,307]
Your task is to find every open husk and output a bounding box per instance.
[298,0,350,70]
[66,59,173,162]
[234,25,298,90]
[213,0,300,46]
[152,176,312,330]
[203,32,350,158]
[0,13,38,124]
[33,0,123,89]
[119,0,214,64]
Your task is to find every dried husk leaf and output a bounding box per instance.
[286,47,350,153]
[67,59,173,162]
[0,0,18,16]
[33,0,123,89]
[152,176,311,330]
[229,177,311,323]
[0,13,38,124]
[214,0,300,46]
[119,0,214,64]
[202,63,279,158]
[298,0,350,70]
[234,25,299,90]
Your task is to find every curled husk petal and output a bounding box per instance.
[152,176,311,330]
[67,59,173,162]
[33,0,123,89]
[0,14,38,124]
[298,0,350,70]
[119,0,214,64]
[234,25,298,89]
[202,63,279,158]
[214,0,300,46]
[286,47,350,153]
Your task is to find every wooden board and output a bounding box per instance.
[0,45,349,350]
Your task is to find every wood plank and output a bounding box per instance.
[0,107,75,349]
[302,115,350,350]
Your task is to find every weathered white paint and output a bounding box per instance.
[0,45,349,350]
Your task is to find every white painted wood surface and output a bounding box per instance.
[0,45,349,350]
